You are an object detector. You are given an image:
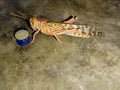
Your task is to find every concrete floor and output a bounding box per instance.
[0,0,120,90]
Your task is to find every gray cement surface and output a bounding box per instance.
[0,0,120,90]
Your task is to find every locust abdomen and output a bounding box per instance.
[62,24,104,37]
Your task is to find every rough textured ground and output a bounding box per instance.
[0,0,120,90]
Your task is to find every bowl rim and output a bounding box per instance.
[15,30,29,40]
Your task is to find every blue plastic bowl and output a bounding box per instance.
[16,37,32,46]
[15,29,32,46]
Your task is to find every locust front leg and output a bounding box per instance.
[63,16,77,24]
[30,30,40,44]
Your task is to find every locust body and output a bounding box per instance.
[30,17,104,43]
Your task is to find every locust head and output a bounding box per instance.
[30,17,48,31]
[30,17,40,31]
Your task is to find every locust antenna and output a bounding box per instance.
[10,11,30,20]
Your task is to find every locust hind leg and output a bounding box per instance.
[62,16,78,24]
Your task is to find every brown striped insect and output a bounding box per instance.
[11,12,104,44]
[30,16,104,44]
